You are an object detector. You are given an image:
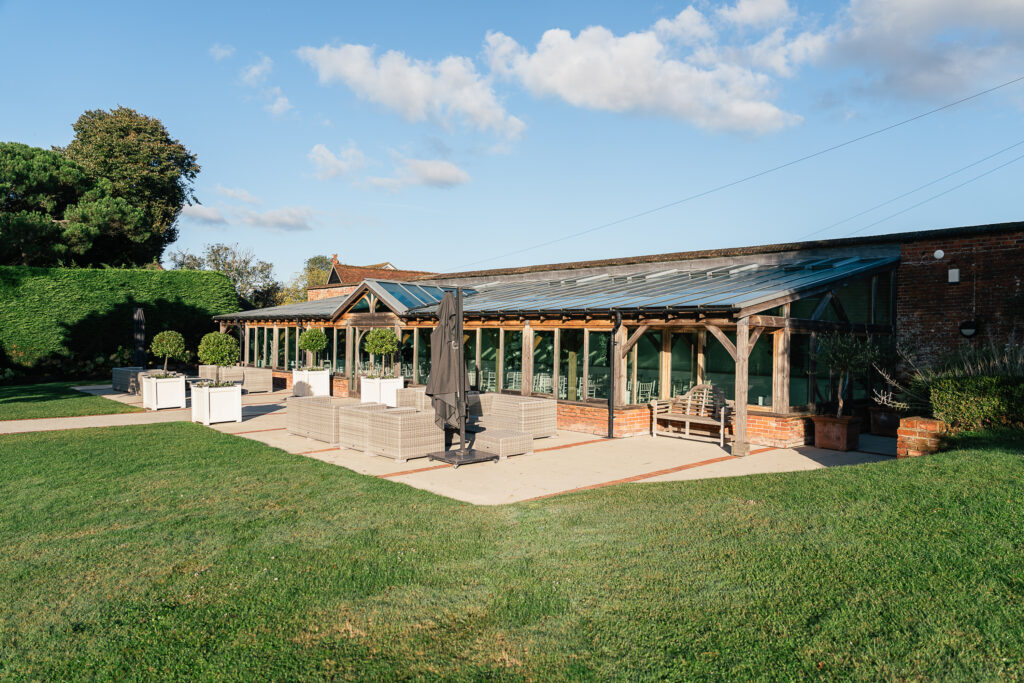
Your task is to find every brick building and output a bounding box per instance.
[217,220,1024,451]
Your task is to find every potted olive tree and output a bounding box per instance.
[810,332,877,451]
[143,330,187,410]
[192,332,242,425]
[293,328,331,396]
[360,328,403,406]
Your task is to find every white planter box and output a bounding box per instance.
[361,377,405,407]
[141,374,186,410]
[292,369,331,397]
[191,383,242,425]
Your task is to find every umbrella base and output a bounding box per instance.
[428,448,499,469]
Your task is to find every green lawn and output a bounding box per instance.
[1,424,1022,680]
[0,382,140,421]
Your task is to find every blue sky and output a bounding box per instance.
[2,0,1022,281]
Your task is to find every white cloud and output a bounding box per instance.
[717,0,794,28]
[181,204,226,224]
[486,26,802,133]
[368,156,470,190]
[297,43,525,139]
[308,143,366,179]
[215,185,260,204]
[209,43,235,61]
[827,0,1024,98]
[654,7,715,44]
[241,56,273,86]
[242,206,314,231]
[265,86,293,116]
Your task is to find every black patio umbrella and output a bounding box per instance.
[132,307,146,366]
[425,288,496,467]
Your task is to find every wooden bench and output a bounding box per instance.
[650,384,731,447]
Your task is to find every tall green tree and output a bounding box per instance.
[281,255,333,304]
[168,243,281,307]
[63,107,199,266]
[0,143,142,266]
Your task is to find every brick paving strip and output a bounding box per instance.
[521,454,741,501]
[233,427,287,435]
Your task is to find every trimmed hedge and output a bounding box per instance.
[0,266,240,377]
[930,376,1024,432]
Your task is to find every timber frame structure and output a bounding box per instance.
[217,254,899,456]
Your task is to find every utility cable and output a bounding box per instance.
[796,137,1024,240]
[448,73,1024,271]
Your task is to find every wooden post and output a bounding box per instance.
[552,329,561,399]
[614,325,628,406]
[295,320,301,369]
[696,329,706,384]
[660,329,671,399]
[474,328,482,389]
[412,328,420,384]
[219,321,228,334]
[345,326,354,388]
[497,329,504,392]
[521,323,534,396]
[808,331,818,407]
[734,317,751,457]
[272,326,279,369]
[630,345,638,403]
[243,324,250,365]
[771,329,791,413]
[582,330,590,400]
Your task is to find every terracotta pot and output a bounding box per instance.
[868,406,900,437]
[811,415,861,451]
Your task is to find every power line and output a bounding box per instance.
[795,138,1024,241]
[841,151,1024,238]
[449,73,1024,271]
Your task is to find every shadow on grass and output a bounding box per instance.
[944,428,1024,455]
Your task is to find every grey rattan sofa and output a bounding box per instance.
[336,403,389,451]
[286,396,351,443]
[365,408,444,462]
[468,393,557,439]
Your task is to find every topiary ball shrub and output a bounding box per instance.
[150,330,187,373]
[297,328,328,368]
[363,328,399,377]
[197,332,240,368]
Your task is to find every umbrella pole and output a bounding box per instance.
[457,287,468,457]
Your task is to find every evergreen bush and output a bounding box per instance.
[0,266,239,377]
[197,332,240,367]
[150,330,186,373]
[930,376,1024,432]
[298,328,328,370]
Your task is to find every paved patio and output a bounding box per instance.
[0,385,897,505]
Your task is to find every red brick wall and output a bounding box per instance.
[897,230,1024,364]
[897,416,947,457]
[331,375,352,398]
[747,412,814,447]
[556,402,650,437]
[307,285,357,301]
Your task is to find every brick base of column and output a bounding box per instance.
[896,416,947,457]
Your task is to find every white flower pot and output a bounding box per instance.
[141,373,186,410]
[191,383,242,425]
[292,369,331,397]
[361,376,405,407]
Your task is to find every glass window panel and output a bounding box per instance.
[790,295,819,320]
[835,277,872,324]
[247,327,256,364]
[558,330,584,400]
[335,328,346,375]
[276,327,287,369]
[587,331,611,400]
[417,328,433,384]
[294,325,304,369]
[670,333,696,397]
[503,330,522,390]
[749,334,773,407]
[480,329,499,392]
[379,282,423,308]
[399,329,414,378]
[255,327,265,367]
[532,331,554,395]
[350,296,370,313]
[635,331,661,401]
[789,333,811,407]
[463,330,478,390]
[705,332,736,400]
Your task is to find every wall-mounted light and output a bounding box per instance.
[948,267,961,284]
[959,320,978,338]
[934,249,945,260]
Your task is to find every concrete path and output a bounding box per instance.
[2,384,897,505]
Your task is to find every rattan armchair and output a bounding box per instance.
[365,408,444,462]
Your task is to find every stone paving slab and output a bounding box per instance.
[6,384,899,505]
